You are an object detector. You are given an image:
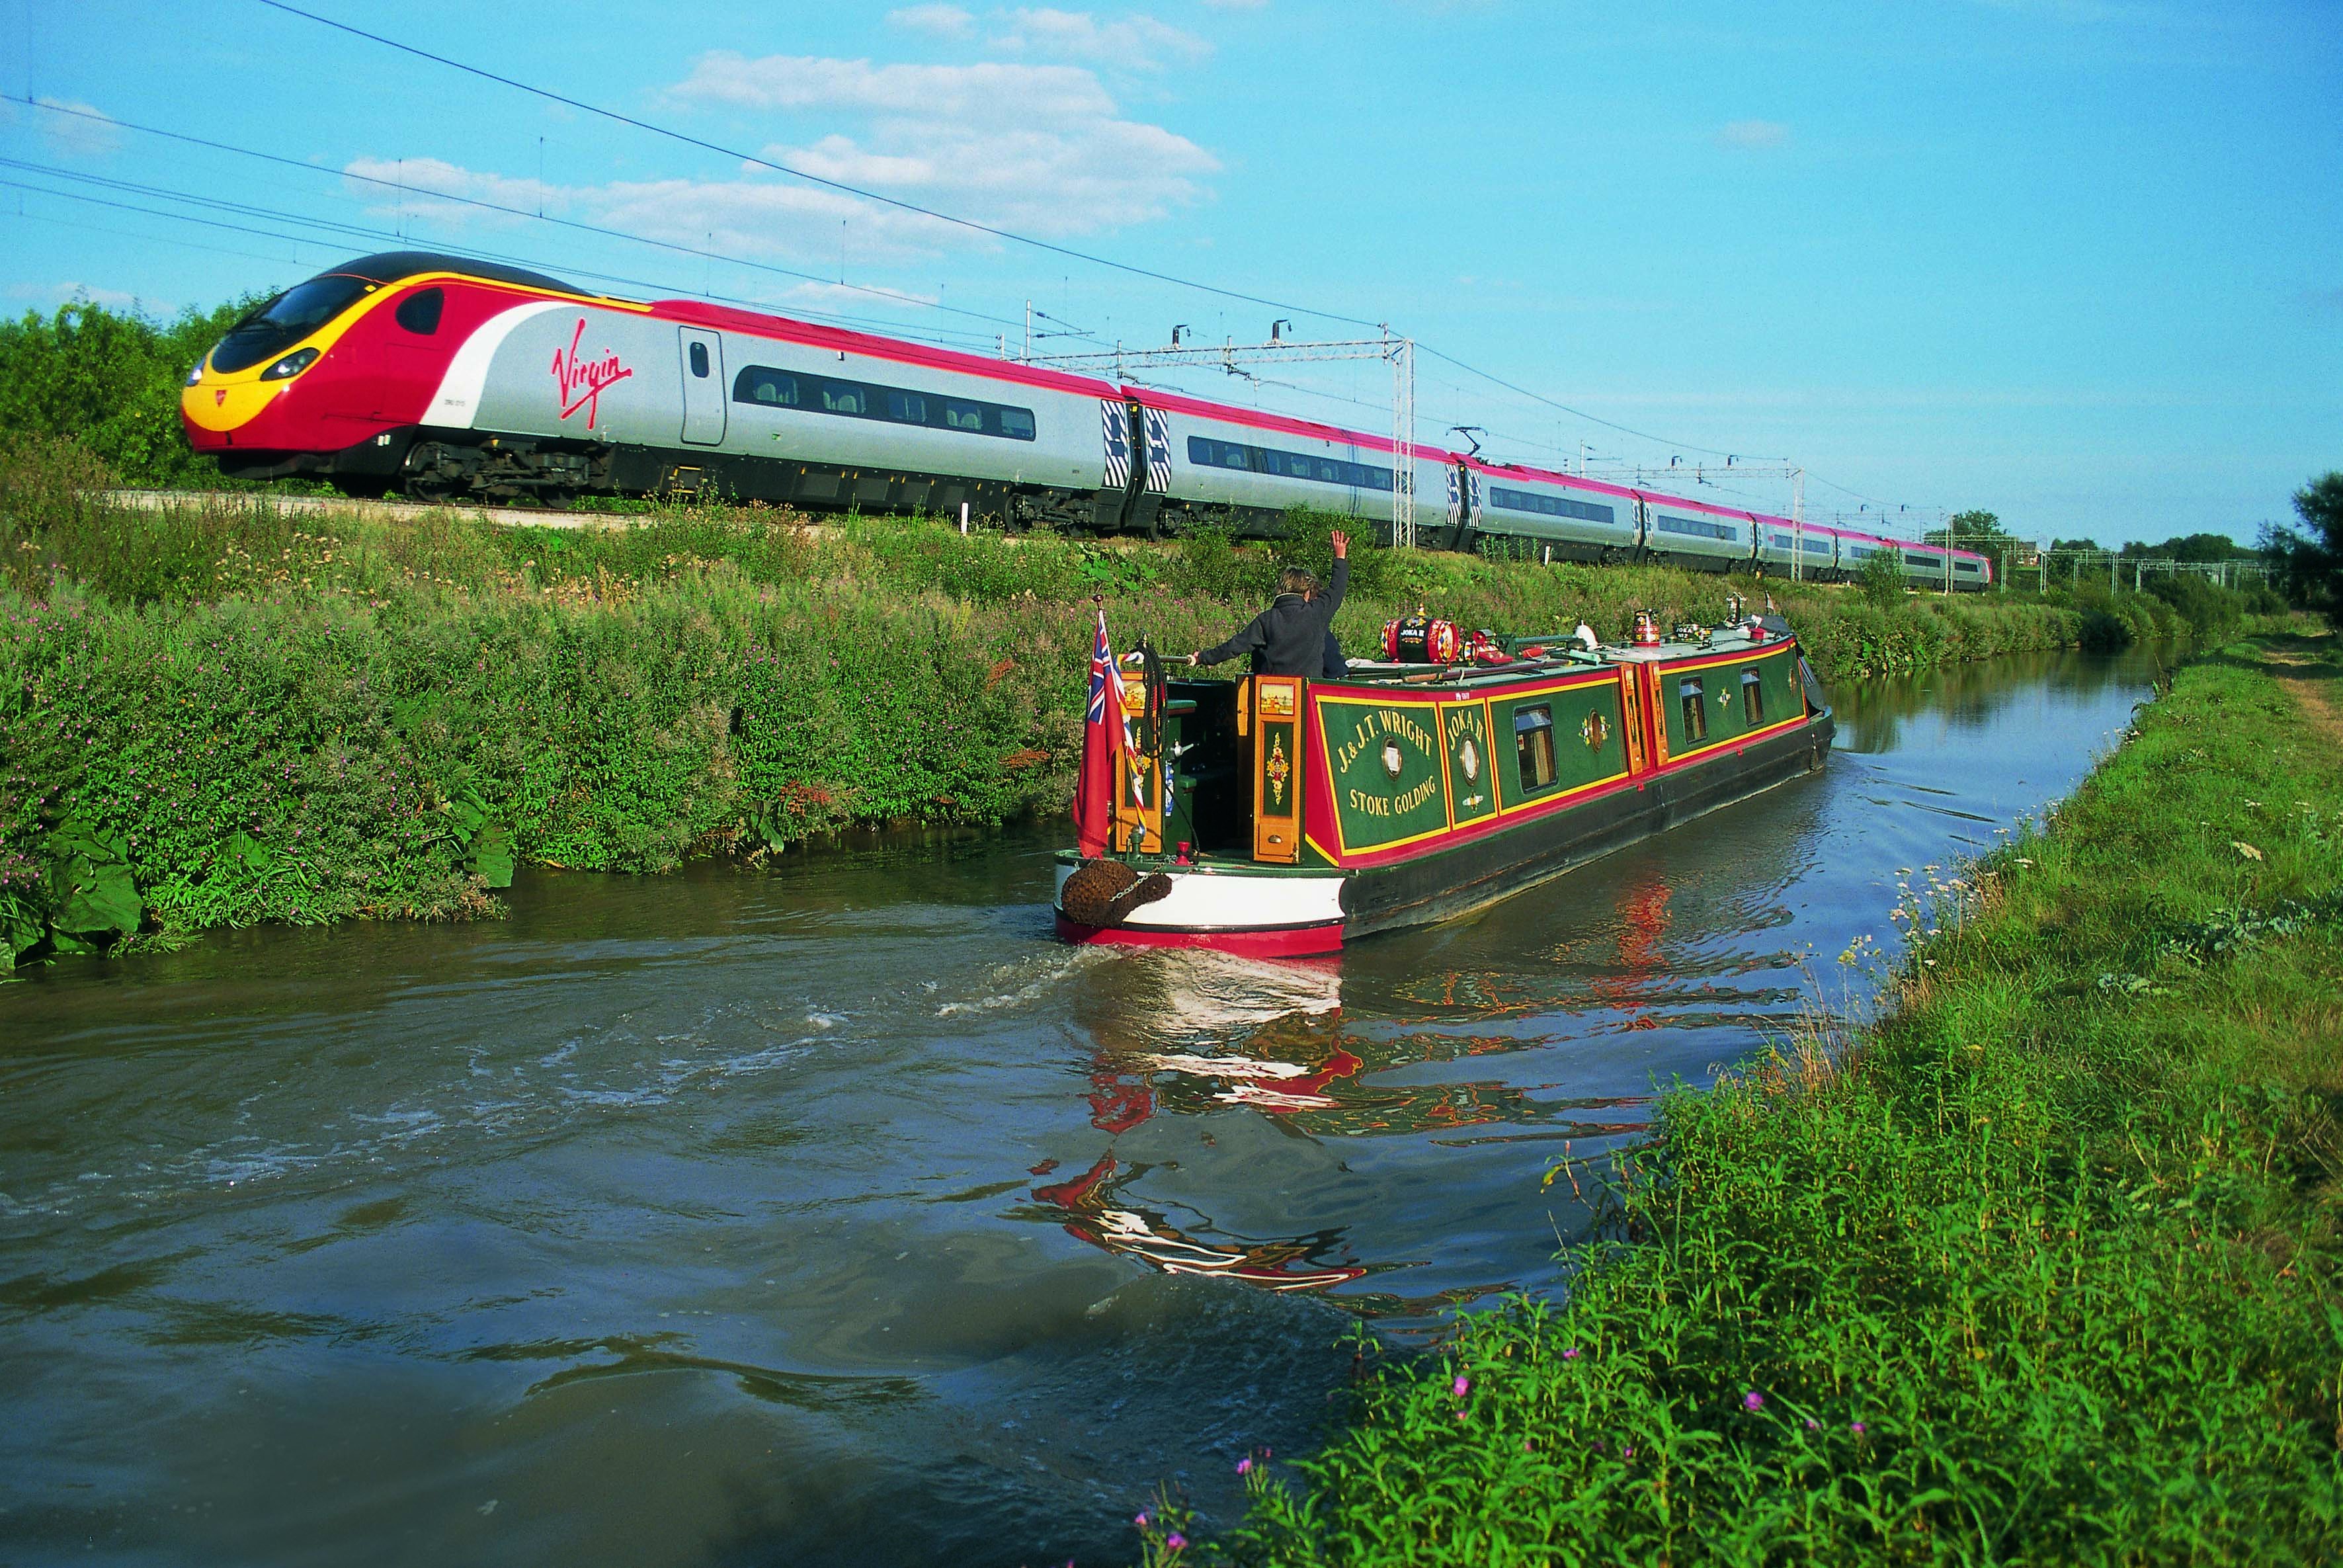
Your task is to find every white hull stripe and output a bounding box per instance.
[1055,864,1345,930]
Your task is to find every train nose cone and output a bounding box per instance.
[181,378,284,438]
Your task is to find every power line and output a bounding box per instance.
[251,0,1387,333]
[0,173,1014,352]
[1,95,1046,341]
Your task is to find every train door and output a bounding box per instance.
[1446,464,1481,552]
[1094,399,1167,532]
[679,328,726,445]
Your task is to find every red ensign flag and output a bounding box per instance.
[1073,608,1122,858]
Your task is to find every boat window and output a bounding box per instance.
[393,287,443,335]
[1741,669,1764,727]
[1679,679,1708,743]
[1515,705,1556,791]
[689,341,710,378]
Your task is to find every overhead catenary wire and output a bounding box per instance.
[22,15,1961,524]
[251,0,1389,334]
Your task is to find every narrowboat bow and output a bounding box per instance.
[1055,612,1834,956]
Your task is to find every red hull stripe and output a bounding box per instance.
[1053,912,1344,958]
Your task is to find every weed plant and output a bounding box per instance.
[0,435,2276,965]
[1215,636,2343,1565]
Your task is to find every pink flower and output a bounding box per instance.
[1235,1457,1252,1475]
[1166,1533,1186,1550]
[1134,1512,1149,1528]
[1452,1374,1471,1398]
[1851,1423,1866,1434]
[1561,1347,1581,1359]
[1742,1391,1764,1412]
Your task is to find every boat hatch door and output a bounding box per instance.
[1251,676,1303,864]
[679,328,726,446]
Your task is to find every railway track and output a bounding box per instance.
[104,488,656,531]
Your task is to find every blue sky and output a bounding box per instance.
[4,0,2336,544]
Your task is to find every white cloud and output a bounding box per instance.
[341,156,564,224]
[1,96,126,159]
[7,281,159,312]
[674,52,1114,120]
[887,4,977,36]
[1715,118,1791,151]
[989,9,1212,71]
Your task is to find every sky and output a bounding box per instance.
[3,0,2338,545]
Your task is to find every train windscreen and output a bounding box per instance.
[208,274,374,374]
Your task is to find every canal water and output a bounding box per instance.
[1,647,2166,1567]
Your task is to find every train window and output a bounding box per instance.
[734,368,802,407]
[1487,485,1615,525]
[1514,706,1557,792]
[729,365,1029,438]
[1741,669,1764,727]
[1186,434,1390,490]
[1655,514,1739,542]
[689,342,710,378]
[207,272,374,372]
[393,287,443,335]
[1679,679,1708,743]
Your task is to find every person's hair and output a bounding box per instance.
[1278,565,1317,597]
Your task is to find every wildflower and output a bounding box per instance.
[1805,1418,1820,1430]
[1452,1374,1471,1398]
[1235,1457,1252,1475]
[1743,1391,1764,1412]
[1166,1534,1186,1550]
[1135,1512,1149,1529]
[1561,1347,1581,1360]
[1851,1423,1866,1434]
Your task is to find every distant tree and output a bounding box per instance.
[1924,509,2015,547]
[2119,532,2257,563]
[2261,472,2343,616]
[1858,546,1905,608]
[2051,537,2102,554]
[0,292,261,486]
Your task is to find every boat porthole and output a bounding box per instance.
[1381,739,1403,778]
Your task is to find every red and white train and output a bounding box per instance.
[181,251,1991,589]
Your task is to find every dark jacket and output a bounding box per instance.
[1197,558,1349,677]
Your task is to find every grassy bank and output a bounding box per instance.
[1199,634,2343,1565]
[0,437,2271,966]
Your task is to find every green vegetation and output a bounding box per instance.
[0,429,2284,968]
[1200,635,2343,1565]
[0,295,255,487]
[2264,472,2343,621]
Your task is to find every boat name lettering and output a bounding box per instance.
[1333,708,1437,773]
[1347,775,1440,818]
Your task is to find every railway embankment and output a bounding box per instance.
[1188,633,2343,1566]
[0,446,2263,965]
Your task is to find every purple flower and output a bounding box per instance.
[1452,1374,1471,1398]
[1742,1391,1764,1412]
[1166,1534,1186,1551]
[1562,1346,1581,1360]
[1235,1457,1252,1475]
[1805,1418,1820,1430]
[1851,1423,1866,1434]
[1135,1512,1149,1528]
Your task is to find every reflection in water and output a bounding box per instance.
[1031,1154,1368,1292]
[0,647,2171,1568]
